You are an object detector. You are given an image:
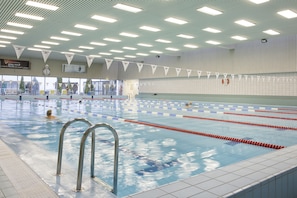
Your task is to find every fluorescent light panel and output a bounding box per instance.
[7,22,32,29]
[137,43,152,47]
[203,27,221,33]
[69,49,83,52]
[28,48,42,51]
[277,10,297,19]
[26,1,58,10]
[206,40,221,45]
[90,42,106,46]
[125,55,136,58]
[91,15,117,23]
[249,0,270,4]
[136,53,149,56]
[166,47,179,51]
[263,29,280,35]
[79,46,94,49]
[123,47,137,50]
[156,39,171,43]
[0,45,6,48]
[164,17,188,25]
[197,6,222,16]
[104,38,121,42]
[119,32,139,37]
[231,36,247,40]
[177,34,194,39]
[1,29,24,35]
[61,31,82,36]
[150,50,163,54]
[99,52,112,55]
[114,57,125,60]
[0,35,17,40]
[34,45,50,49]
[113,3,142,13]
[139,26,160,32]
[110,50,123,53]
[50,36,69,41]
[89,55,101,58]
[42,41,59,45]
[0,40,11,44]
[75,24,97,30]
[235,20,255,27]
[184,44,198,48]
[15,13,44,20]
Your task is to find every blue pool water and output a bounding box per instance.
[1,98,297,197]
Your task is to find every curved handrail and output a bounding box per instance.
[56,118,93,175]
[76,123,119,195]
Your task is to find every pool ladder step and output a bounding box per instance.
[56,118,119,195]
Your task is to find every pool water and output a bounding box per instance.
[1,98,297,197]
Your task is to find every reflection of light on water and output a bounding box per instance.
[27,134,49,139]
[29,126,42,130]
[176,152,200,179]
[203,158,220,171]
[162,138,176,147]
[201,149,217,158]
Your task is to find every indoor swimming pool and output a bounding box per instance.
[1,98,297,197]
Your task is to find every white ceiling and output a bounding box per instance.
[1,0,297,63]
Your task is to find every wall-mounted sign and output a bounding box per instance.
[0,59,30,69]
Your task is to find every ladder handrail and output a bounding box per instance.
[56,118,93,175]
[76,123,119,195]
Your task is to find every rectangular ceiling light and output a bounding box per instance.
[42,41,59,45]
[7,22,32,29]
[137,43,153,47]
[26,1,58,10]
[136,53,149,56]
[234,20,255,27]
[263,29,280,35]
[184,44,198,48]
[125,55,136,58]
[34,45,50,49]
[99,52,112,55]
[206,40,221,45]
[0,35,17,40]
[155,39,172,43]
[231,35,247,40]
[113,3,142,13]
[164,17,188,25]
[166,47,179,51]
[277,10,297,19]
[150,50,163,54]
[15,13,44,20]
[197,6,223,16]
[103,38,121,42]
[249,0,270,4]
[28,48,42,51]
[79,46,94,50]
[0,45,6,48]
[50,36,69,41]
[91,15,117,23]
[123,46,137,50]
[89,55,102,58]
[74,24,97,30]
[90,42,106,46]
[110,50,123,53]
[139,26,160,32]
[177,34,194,39]
[1,29,24,35]
[203,27,221,33]
[69,49,83,53]
[61,31,82,36]
[119,32,139,37]
[0,40,11,44]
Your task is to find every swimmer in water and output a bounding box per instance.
[46,109,56,120]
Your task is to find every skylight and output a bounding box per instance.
[197,6,223,16]
[113,3,142,13]
[277,10,297,19]
[164,17,188,25]
[139,26,161,32]
[234,20,255,27]
[91,15,117,23]
[26,1,58,11]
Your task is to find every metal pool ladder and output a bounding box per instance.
[56,118,119,195]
